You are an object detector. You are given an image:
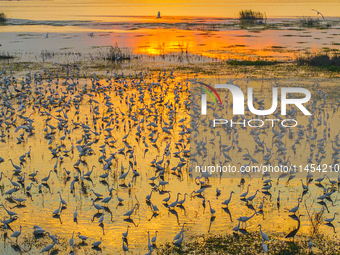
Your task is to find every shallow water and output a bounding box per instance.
[2,24,340,64]
[0,69,340,254]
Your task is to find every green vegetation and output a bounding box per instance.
[238,10,266,23]
[299,17,331,28]
[296,52,340,71]
[299,17,320,27]
[0,53,14,60]
[0,12,6,23]
[106,43,132,61]
[157,232,340,255]
[227,59,281,66]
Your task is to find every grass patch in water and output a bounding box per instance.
[296,51,340,71]
[239,10,266,24]
[0,54,14,60]
[0,13,6,23]
[226,59,281,66]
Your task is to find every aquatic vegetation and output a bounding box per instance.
[239,10,266,23]
[0,13,6,23]
[106,43,132,61]
[226,59,281,66]
[298,17,331,28]
[157,232,340,255]
[0,52,14,59]
[299,17,320,27]
[296,51,340,70]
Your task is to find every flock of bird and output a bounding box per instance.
[0,65,339,254]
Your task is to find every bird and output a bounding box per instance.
[90,189,103,198]
[308,239,313,250]
[174,223,186,241]
[162,191,171,204]
[168,193,181,208]
[258,197,265,211]
[73,206,78,221]
[216,188,221,196]
[11,225,22,242]
[177,193,188,206]
[57,191,67,207]
[150,201,159,214]
[1,203,18,217]
[147,231,153,252]
[261,238,268,254]
[174,231,184,246]
[33,225,45,235]
[315,174,327,183]
[207,200,216,215]
[45,33,49,39]
[145,190,154,202]
[286,215,303,242]
[237,210,257,228]
[29,170,38,178]
[123,203,138,218]
[52,202,62,216]
[91,198,104,212]
[300,179,308,191]
[240,184,251,198]
[324,212,338,223]
[311,9,325,19]
[289,198,301,214]
[122,226,130,238]
[157,11,161,19]
[41,242,55,254]
[46,232,58,244]
[151,231,158,244]
[222,191,234,207]
[69,231,75,247]
[102,191,113,205]
[92,237,102,247]
[41,170,53,183]
[122,238,129,251]
[78,232,88,242]
[116,193,124,204]
[258,224,269,241]
[246,190,259,203]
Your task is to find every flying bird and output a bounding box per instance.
[311,9,324,19]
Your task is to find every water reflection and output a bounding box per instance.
[0,70,340,255]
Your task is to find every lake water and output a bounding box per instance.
[1,0,340,23]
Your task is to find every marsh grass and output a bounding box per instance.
[299,17,320,27]
[239,10,266,23]
[0,13,6,23]
[299,17,331,28]
[227,59,281,66]
[296,51,340,71]
[304,199,325,237]
[0,52,14,59]
[106,43,132,61]
[157,231,340,255]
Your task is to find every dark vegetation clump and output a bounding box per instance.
[296,52,340,70]
[239,10,266,23]
[105,43,132,61]
[0,13,6,23]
